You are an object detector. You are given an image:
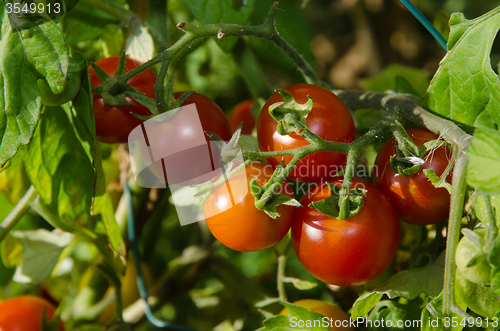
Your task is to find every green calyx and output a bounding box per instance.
[268,89,313,135]
[310,183,366,220]
[250,162,301,219]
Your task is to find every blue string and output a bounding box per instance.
[124,183,198,331]
[399,0,448,51]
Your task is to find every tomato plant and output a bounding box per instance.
[280,299,353,331]
[2,0,500,330]
[0,295,65,331]
[228,99,255,134]
[291,177,400,286]
[373,128,453,225]
[89,56,157,144]
[257,84,356,182]
[204,162,295,252]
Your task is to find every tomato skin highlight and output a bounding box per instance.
[257,84,355,182]
[228,99,255,135]
[0,295,65,331]
[280,299,353,331]
[89,56,157,144]
[373,128,452,225]
[204,162,295,252]
[291,178,400,286]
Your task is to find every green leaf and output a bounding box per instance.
[63,0,125,45]
[423,8,500,129]
[282,277,318,291]
[1,232,23,268]
[423,169,452,194]
[10,229,74,284]
[490,233,500,298]
[309,183,365,219]
[91,144,125,256]
[473,194,500,227]
[0,153,30,205]
[352,253,445,318]
[467,128,500,193]
[351,292,383,319]
[125,26,154,63]
[22,105,96,231]
[19,20,70,94]
[260,301,329,331]
[368,299,422,331]
[361,64,431,97]
[0,29,41,167]
[181,0,255,51]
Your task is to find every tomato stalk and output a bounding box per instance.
[441,151,468,321]
[0,185,37,243]
[277,255,288,302]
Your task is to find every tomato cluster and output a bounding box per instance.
[89,59,453,288]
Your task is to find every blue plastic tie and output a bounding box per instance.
[399,0,448,51]
[125,183,198,330]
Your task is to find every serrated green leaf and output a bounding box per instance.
[265,301,329,331]
[19,20,69,94]
[0,27,41,167]
[423,8,500,128]
[467,128,500,193]
[351,292,384,319]
[22,105,95,231]
[10,229,74,284]
[352,253,445,319]
[181,0,255,52]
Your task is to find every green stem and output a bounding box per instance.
[442,150,469,318]
[118,3,322,94]
[277,255,288,302]
[0,186,37,243]
[483,194,499,252]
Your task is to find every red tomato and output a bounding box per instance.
[204,162,295,252]
[89,56,157,144]
[143,92,232,185]
[257,84,355,182]
[373,128,452,225]
[291,178,400,286]
[228,99,255,135]
[0,295,65,331]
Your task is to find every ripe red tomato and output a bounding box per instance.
[280,299,353,331]
[143,92,232,185]
[204,162,295,252]
[257,84,355,182]
[228,99,255,135]
[291,178,400,286]
[373,128,452,225]
[0,295,65,331]
[89,56,157,144]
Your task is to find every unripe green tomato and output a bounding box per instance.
[455,228,491,284]
[38,70,81,106]
[455,270,500,319]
